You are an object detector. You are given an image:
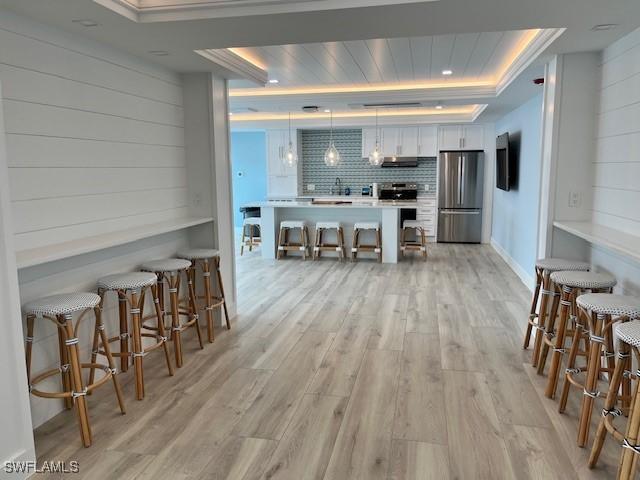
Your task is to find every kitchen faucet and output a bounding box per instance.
[329,177,342,195]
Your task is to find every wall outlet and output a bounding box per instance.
[424,184,430,192]
[307,184,315,191]
[568,191,582,208]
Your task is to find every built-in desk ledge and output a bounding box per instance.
[553,221,640,264]
[16,217,214,269]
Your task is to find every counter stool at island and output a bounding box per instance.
[24,292,126,447]
[523,258,590,368]
[351,222,381,262]
[96,272,174,400]
[538,271,616,399]
[400,220,427,260]
[559,293,640,447]
[314,221,346,261]
[141,259,203,368]
[589,319,640,479]
[241,217,261,255]
[277,220,310,260]
[178,249,230,343]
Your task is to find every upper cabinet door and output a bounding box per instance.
[381,127,400,156]
[362,127,378,158]
[438,125,463,150]
[461,125,484,150]
[280,129,298,175]
[266,129,285,176]
[398,127,419,156]
[417,126,438,157]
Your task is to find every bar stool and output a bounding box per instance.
[539,271,617,398]
[141,259,203,368]
[523,258,590,368]
[277,220,310,260]
[400,220,427,260]
[241,217,261,255]
[351,222,382,262]
[178,249,230,343]
[96,272,174,400]
[24,293,125,447]
[314,221,345,261]
[559,293,640,447]
[589,320,640,478]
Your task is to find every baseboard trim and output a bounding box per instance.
[490,238,535,292]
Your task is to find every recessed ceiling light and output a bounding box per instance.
[229,112,234,116]
[72,19,99,27]
[435,104,443,110]
[592,24,618,31]
[148,50,169,56]
[442,69,453,76]
[268,79,279,84]
[324,109,331,113]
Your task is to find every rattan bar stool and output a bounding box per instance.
[589,320,640,478]
[240,217,261,255]
[141,259,203,368]
[178,249,230,343]
[314,221,345,261]
[400,220,427,260]
[96,272,174,400]
[539,271,617,398]
[24,293,125,447]
[524,258,590,368]
[351,222,382,262]
[559,293,640,447]
[277,220,310,260]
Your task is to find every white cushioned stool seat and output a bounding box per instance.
[177,248,219,260]
[403,220,423,229]
[243,217,261,226]
[577,293,640,318]
[549,271,617,290]
[354,222,379,230]
[616,320,640,348]
[141,258,191,273]
[280,220,306,229]
[24,292,101,316]
[316,221,341,229]
[535,257,590,273]
[97,272,157,291]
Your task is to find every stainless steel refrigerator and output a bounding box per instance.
[437,151,484,243]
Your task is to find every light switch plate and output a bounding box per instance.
[424,184,430,191]
[307,184,315,191]
[568,191,582,208]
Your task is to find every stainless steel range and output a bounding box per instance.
[378,183,418,201]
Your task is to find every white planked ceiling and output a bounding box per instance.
[228,30,529,88]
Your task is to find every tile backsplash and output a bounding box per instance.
[300,129,437,195]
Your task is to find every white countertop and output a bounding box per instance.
[553,220,640,264]
[246,199,421,209]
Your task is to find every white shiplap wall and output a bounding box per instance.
[0,11,191,427]
[592,27,640,296]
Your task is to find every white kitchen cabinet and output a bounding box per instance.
[266,129,299,197]
[361,127,379,158]
[417,126,438,157]
[381,127,399,156]
[398,127,418,156]
[438,125,484,150]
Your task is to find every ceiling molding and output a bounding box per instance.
[93,0,439,22]
[195,49,268,84]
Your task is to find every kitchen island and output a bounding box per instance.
[244,198,424,263]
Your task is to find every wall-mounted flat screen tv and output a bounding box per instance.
[496,132,511,191]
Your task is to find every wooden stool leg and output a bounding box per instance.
[524,269,543,349]
[532,272,551,367]
[93,306,126,414]
[545,286,573,398]
[151,284,174,376]
[61,315,92,447]
[169,274,183,368]
[202,260,215,343]
[187,270,204,349]
[578,312,605,447]
[130,290,145,400]
[118,293,129,373]
[249,227,254,252]
[589,343,630,468]
[214,256,231,330]
[619,359,640,479]
[241,225,246,256]
[338,228,345,261]
[559,310,586,413]
[538,282,561,375]
[302,227,308,260]
[421,228,427,260]
[57,326,73,410]
[352,229,358,261]
[313,229,320,260]
[377,228,382,263]
[25,315,34,386]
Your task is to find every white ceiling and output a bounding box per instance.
[228,30,530,88]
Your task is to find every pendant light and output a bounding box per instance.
[368,108,383,166]
[324,110,341,166]
[282,112,298,167]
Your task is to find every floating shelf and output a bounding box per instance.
[16,217,214,269]
[553,221,640,264]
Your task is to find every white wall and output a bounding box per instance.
[0,10,193,428]
[591,27,640,296]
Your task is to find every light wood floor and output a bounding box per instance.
[34,244,623,479]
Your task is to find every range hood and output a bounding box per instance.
[381,156,418,168]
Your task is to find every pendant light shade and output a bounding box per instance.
[368,108,384,166]
[324,110,341,167]
[282,112,298,167]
